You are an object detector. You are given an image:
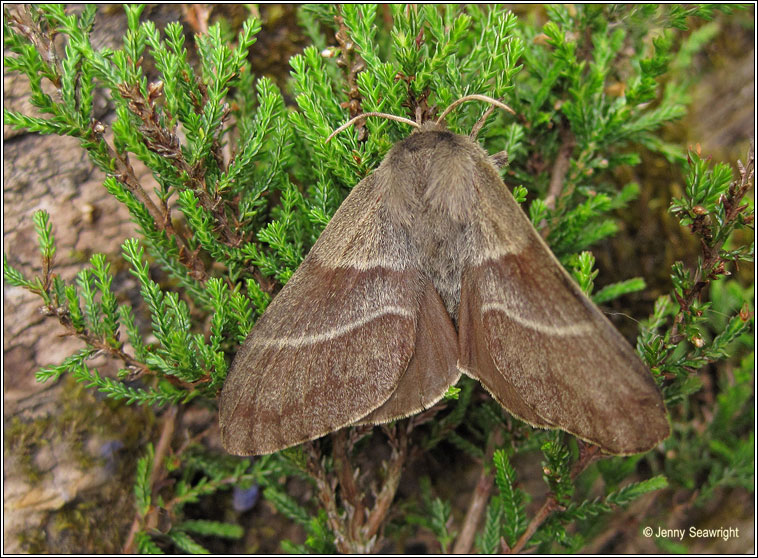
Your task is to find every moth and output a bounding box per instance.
[220,96,669,456]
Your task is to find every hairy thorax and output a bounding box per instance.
[379,124,491,321]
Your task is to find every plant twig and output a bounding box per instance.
[544,128,575,211]
[452,462,495,554]
[332,430,366,543]
[670,147,754,344]
[363,424,408,541]
[452,427,503,554]
[506,441,603,554]
[334,8,366,122]
[122,406,179,553]
[305,424,410,553]
[508,494,561,554]
[304,442,351,552]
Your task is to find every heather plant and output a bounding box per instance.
[3,4,753,553]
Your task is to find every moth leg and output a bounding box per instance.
[489,150,509,170]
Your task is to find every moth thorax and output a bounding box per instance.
[422,139,479,224]
[414,218,469,322]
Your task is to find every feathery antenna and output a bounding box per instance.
[436,94,515,127]
[325,112,419,143]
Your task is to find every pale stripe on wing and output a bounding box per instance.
[481,302,595,336]
[254,306,415,348]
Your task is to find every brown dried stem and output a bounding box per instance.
[122,406,179,553]
[305,424,411,553]
[544,127,576,211]
[117,82,240,256]
[332,430,366,543]
[334,9,366,122]
[304,442,350,552]
[508,494,562,554]
[5,6,63,87]
[453,464,494,554]
[507,441,603,554]
[452,427,503,554]
[363,424,408,541]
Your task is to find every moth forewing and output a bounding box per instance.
[219,172,426,456]
[456,169,669,454]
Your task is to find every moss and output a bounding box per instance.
[47,489,134,554]
[10,375,156,552]
[16,527,48,555]
[56,375,156,468]
[4,415,53,483]
[6,376,156,477]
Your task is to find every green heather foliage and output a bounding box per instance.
[4,4,753,554]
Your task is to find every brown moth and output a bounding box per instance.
[219,97,669,456]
